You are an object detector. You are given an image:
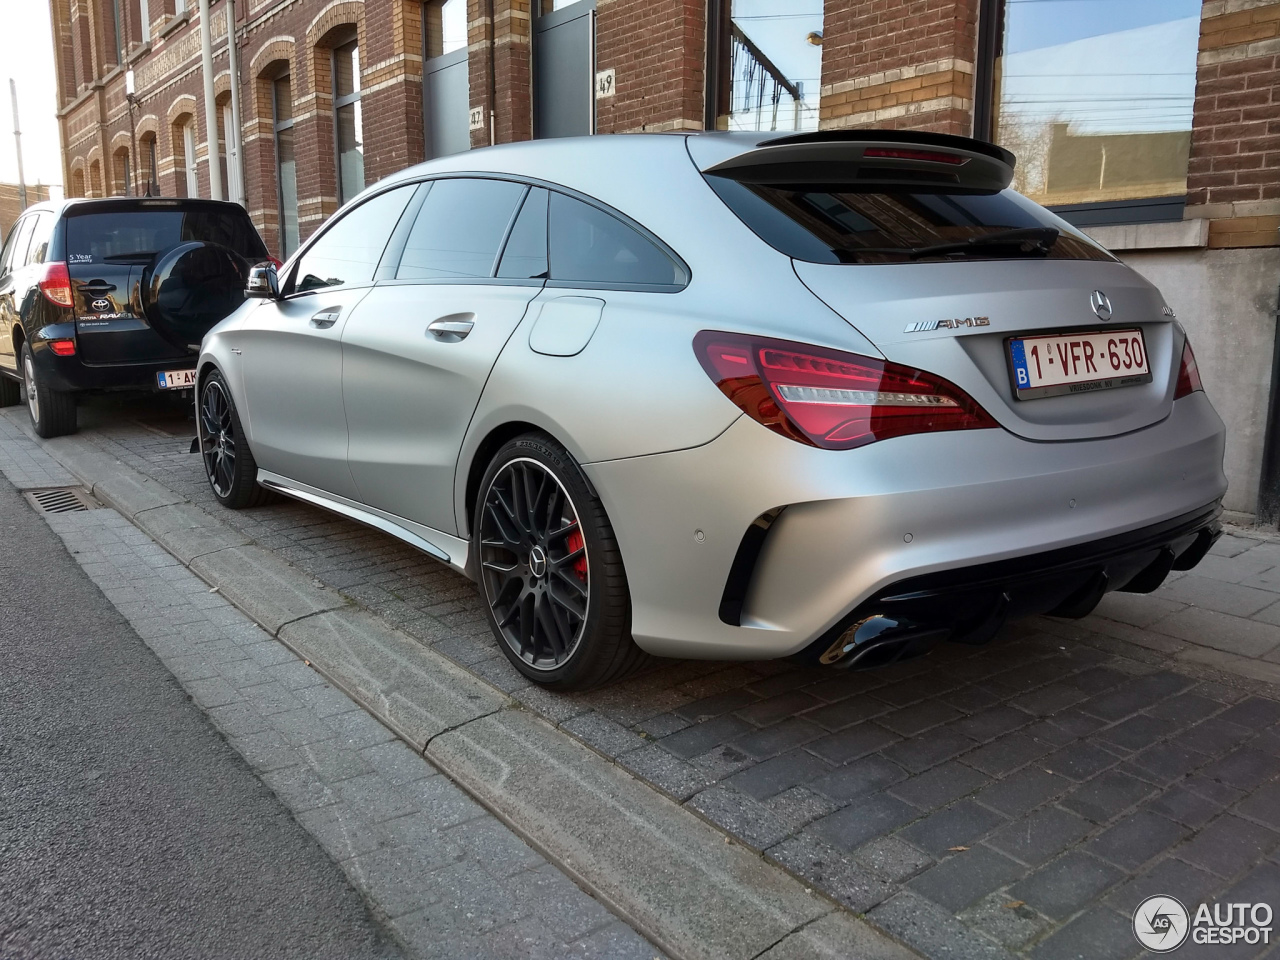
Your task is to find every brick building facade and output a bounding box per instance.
[42,0,1280,515]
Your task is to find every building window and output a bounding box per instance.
[714,0,822,133]
[272,73,300,256]
[992,0,1200,211]
[333,37,364,204]
[139,0,150,43]
[144,136,157,193]
[183,120,199,197]
[114,148,131,196]
[112,0,126,62]
[218,99,244,204]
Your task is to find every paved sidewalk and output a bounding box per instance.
[5,397,1280,960]
[14,494,661,958]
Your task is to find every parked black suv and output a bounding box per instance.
[0,197,270,437]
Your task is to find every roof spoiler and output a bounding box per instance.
[701,131,1016,192]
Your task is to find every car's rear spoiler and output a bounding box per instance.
[700,131,1016,192]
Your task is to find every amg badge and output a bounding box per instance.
[904,316,990,334]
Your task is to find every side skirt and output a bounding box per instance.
[256,470,472,576]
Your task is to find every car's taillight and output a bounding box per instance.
[693,331,998,450]
[38,261,73,307]
[1174,339,1203,400]
[49,339,76,357]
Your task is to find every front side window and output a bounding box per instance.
[396,178,526,280]
[715,0,822,133]
[333,38,364,204]
[993,0,1200,207]
[292,185,416,293]
[272,75,299,255]
[548,193,686,287]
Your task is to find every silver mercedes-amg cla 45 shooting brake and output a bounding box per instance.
[196,130,1227,690]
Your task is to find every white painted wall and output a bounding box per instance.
[1120,246,1280,515]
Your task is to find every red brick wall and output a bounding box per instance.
[1187,0,1280,248]
[819,0,979,135]
[595,0,704,134]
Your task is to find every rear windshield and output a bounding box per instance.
[65,207,269,265]
[705,177,1114,265]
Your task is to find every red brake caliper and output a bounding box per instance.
[566,530,587,581]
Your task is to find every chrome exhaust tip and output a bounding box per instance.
[819,614,949,670]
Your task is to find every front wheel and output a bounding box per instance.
[198,370,274,509]
[22,344,77,438]
[473,433,646,690]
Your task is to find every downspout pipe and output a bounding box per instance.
[198,0,223,199]
[226,0,245,205]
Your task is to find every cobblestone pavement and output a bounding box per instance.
[16,395,1280,960]
[6,443,661,959]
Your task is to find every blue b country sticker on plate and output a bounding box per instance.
[1008,339,1031,388]
[157,372,172,388]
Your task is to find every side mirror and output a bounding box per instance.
[246,262,280,299]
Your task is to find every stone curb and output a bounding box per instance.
[9,421,918,960]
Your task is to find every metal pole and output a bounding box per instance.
[9,79,27,209]
[197,0,222,199]
[128,100,139,195]
[226,0,245,205]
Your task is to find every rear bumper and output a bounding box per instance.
[30,340,196,393]
[800,502,1221,669]
[583,391,1227,661]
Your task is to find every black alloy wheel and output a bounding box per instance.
[474,434,645,689]
[197,370,274,509]
[480,457,590,670]
[200,378,236,498]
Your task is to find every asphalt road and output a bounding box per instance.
[0,474,403,960]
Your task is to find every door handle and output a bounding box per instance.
[427,316,475,342]
[310,309,341,328]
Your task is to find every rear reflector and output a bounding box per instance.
[862,147,968,165]
[1174,338,1203,399]
[38,261,73,308]
[49,339,76,357]
[694,331,997,450]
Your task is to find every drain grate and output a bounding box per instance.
[24,487,99,514]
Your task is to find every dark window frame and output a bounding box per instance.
[972,0,1190,228]
[330,30,364,205]
[271,69,298,256]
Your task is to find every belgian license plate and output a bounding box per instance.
[1007,329,1151,400]
[157,369,197,390]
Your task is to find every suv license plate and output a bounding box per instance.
[157,369,197,390]
[1008,329,1151,400]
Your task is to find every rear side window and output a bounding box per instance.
[496,187,548,280]
[548,193,686,288]
[293,184,416,293]
[9,217,37,271]
[26,214,52,265]
[396,178,527,281]
[705,177,1114,265]
[65,206,270,265]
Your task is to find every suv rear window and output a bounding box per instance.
[705,177,1114,265]
[65,205,269,265]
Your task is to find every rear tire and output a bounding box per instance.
[473,433,647,690]
[0,371,19,407]
[22,344,77,438]
[198,369,275,509]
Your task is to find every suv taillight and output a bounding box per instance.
[694,331,998,450]
[38,261,73,307]
[1174,339,1203,400]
